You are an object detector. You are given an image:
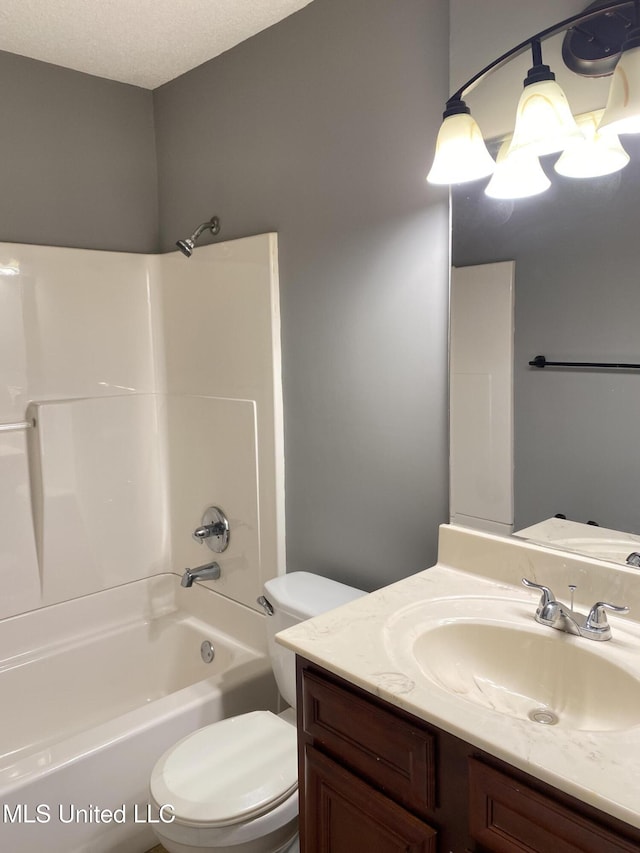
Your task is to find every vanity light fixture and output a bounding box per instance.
[508,38,582,158]
[555,110,630,177]
[485,138,551,200]
[426,99,496,184]
[428,0,640,197]
[599,13,640,133]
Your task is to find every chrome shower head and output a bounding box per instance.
[176,216,221,257]
[176,238,195,257]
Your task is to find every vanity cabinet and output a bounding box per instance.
[297,658,640,853]
[304,747,437,852]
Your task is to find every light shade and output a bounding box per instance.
[598,40,640,135]
[509,79,582,157]
[485,139,551,199]
[427,112,495,185]
[555,111,629,178]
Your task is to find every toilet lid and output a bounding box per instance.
[149,711,298,827]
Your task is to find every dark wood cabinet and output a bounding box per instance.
[297,657,640,853]
[300,665,436,816]
[468,759,640,853]
[304,745,437,853]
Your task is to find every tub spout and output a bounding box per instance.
[181,562,221,588]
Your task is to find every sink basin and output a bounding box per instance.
[385,597,640,732]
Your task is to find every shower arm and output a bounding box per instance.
[191,219,218,242]
[176,215,221,257]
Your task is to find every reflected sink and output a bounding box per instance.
[385,597,640,732]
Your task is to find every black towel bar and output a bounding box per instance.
[529,354,640,370]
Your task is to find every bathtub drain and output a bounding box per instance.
[201,640,215,663]
[528,708,559,726]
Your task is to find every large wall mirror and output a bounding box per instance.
[451,134,640,562]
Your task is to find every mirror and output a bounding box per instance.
[451,134,640,564]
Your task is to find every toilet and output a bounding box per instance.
[149,571,365,853]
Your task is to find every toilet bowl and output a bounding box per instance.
[148,572,365,853]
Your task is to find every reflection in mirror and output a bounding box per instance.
[514,517,640,567]
[451,135,640,564]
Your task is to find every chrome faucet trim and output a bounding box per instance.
[522,578,629,641]
[193,522,227,540]
[193,506,230,553]
[181,561,221,588]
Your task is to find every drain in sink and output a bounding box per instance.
[528,708,559,726]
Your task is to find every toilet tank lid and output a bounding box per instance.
[264,571,366,620]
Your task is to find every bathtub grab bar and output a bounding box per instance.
[0,418,35,433]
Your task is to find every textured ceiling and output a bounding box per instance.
[0,0,314,89]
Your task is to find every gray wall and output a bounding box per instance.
[154,0,451,590]
[453,139,640,535]
[0,51,158,253]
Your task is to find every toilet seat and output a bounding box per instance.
[150,710,298,827]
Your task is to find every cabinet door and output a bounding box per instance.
[301,666,436,815]
[469,759,640,853]
[303,745,437,853]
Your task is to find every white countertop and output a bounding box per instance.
[276,524,640,829]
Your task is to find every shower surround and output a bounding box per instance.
[0,234,285,851]
[0,233,285,620]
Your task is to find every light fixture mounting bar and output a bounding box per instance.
[449,0,637,106]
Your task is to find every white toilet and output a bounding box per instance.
[149,571,365,853]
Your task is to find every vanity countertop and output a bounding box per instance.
[276,523,640,830]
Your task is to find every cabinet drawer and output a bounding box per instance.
[469,758,639,853]
[304,744,437,853]
[301,666,436,813]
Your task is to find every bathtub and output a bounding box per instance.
[0,573,279,853]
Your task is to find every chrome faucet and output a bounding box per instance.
[193,522,227,540]
[181,561,221,588]
[192,506,230,553]
[522,578,629,641]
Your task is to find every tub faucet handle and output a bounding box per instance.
[192,506,230,553]
[193,523,225,539]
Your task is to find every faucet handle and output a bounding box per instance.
[522,578,557,610]
[585,601,630,631]
[192,506,230,553]
[193,522,225,541]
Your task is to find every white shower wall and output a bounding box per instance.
[0,234,284,620]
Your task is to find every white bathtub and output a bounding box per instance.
[0,574,279,853]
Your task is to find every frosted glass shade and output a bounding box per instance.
[555,111,629,178]
[509,79,582,157]
[598,45,640,135]
[485,139,550,199]
[427,113,495,185]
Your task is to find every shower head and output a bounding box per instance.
[176,238,195,258]
[176,216,221,257]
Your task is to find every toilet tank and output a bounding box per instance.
[263,571,366,708]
